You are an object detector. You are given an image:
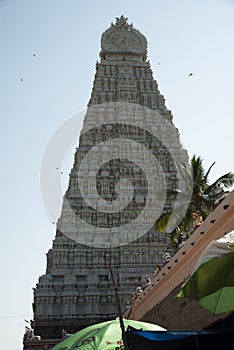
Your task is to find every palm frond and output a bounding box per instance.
[214,172,234,188]
[154,210,173,232]
[204,172,234,195]
[204,161,216,183]
[155,154,233,249]
[154,201,192,233]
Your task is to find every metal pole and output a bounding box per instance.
[109,264,129,350]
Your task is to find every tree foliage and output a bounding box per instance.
[155,155,234,248]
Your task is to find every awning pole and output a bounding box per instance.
[109,264,129,350]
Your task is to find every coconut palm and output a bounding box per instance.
[155,155,234,248]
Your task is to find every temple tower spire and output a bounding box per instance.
[32,16,189,340]
[88,16,172,120]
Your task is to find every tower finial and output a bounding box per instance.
[113,15,133,28]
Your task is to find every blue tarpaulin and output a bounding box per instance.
[126,326,234,350]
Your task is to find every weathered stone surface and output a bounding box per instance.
[33,16,189,339]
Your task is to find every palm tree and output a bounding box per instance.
[155,155,234,248]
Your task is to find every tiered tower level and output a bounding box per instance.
[88,16,172,119]
[33,16,189,339]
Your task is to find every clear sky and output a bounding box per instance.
[1,0,234,349]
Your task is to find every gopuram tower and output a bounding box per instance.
[33,16,190,339]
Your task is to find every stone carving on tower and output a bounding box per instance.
[32,16,190,339]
